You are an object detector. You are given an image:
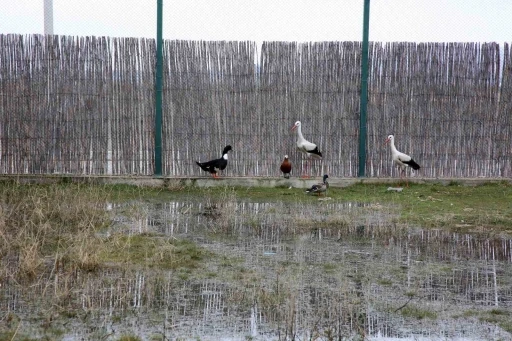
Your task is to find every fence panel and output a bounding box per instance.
[367,42,509,178]
[259,41,361,178]
[1,35,511,178]
[162,40,257,177]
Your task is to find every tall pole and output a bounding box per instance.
[358,0,370,177]
[154,0,163,176]
[44,0,54,35]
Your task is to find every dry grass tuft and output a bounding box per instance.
[0,183,110,280]
[201,187,238,233]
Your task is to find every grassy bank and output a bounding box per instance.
[1,180,511,282]
[232,181,512,235]
[0,182,205,282]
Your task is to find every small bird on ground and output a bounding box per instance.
[291,121,322,178]
[384,135,420,186]
[196,145,232,178]
[280,155,292,178]
[306,174,329,196]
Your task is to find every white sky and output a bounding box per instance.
[1,0,511,43]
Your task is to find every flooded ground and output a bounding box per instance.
[2,191,512,340]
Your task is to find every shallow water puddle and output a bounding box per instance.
[3,199,512,340]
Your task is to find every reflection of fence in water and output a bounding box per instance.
[4,199,508,338]
[112,199,512,263]
[143,200,511,326]
[3,241,510,339]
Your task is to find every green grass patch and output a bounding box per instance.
[232,182,512,234]
[0,332,40,341]
[489,309,510,316]
[323,263,337,273]
[100,234,209,270]
[399,305,438,320]
[499,321,512,333]
[454,309,512,333]
[377,278,393,286]
[117,335,142,341]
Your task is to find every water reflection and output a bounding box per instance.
[2,199,512,340]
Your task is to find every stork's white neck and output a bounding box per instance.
[295,125,305,141]
[389,139,398,154]
[223,153,228,160]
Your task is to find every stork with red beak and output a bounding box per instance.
[384,135,420,186]
[291,121,322,178]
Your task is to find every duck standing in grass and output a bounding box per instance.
[291,121,322,178]
[384,135,420,186]
[306,174,329,196]
[196,145,232,178]
[280,155,292,178]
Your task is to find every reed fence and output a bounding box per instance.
[0,34,510,178]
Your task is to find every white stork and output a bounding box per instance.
[384,135,420,186]
[291,121,322,178]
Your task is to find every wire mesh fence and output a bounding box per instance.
[0,35,511,177]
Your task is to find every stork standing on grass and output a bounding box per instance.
[384,135,420,186]
[291,121,322,178]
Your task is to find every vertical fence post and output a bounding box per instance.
[154,0,163,176]
[358,0,370,177]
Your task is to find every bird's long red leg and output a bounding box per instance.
[401,169,408,187]
[301,158,310,179]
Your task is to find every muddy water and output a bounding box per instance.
[2,197,512,340]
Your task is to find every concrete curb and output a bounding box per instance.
[0,174,510,189]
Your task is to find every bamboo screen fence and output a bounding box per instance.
[0,34,511,178]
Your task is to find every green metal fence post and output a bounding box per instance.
[358,0,370,177]
[154,0,163,176]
